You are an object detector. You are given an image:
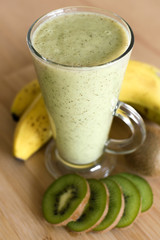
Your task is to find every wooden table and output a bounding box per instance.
[1,0,160,239]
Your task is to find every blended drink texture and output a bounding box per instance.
[32,12,130,165]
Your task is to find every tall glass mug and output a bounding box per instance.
[27,6,146,178]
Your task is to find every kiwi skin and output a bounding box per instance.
[126,120,160,176]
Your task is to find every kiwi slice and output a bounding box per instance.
[109,175,141,228]
[93,178,125,232]
[119,172,153,212]
[67,178,109,232]
[42,174,90,226]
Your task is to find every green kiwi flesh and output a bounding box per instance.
[109,175,141,228]
[42,174,90,225]
[119,172,153,212]
[93,178,125,232]
[67,179,109,232]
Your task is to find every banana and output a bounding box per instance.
[13,93,54,160]
[119,60,160,124]
[11,79,40,121]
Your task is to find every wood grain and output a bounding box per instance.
[0,0,160,239]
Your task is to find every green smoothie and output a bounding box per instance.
[32,12,131,165]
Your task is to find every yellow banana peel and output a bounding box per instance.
[11,79,40,121]
[13,94,53,160]
[120,60,160,124]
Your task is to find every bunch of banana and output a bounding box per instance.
[11,60,160,161]
[120,60,160,124]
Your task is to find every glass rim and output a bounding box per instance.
[27,6,134,70]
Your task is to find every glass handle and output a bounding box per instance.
[105,101,146,154]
